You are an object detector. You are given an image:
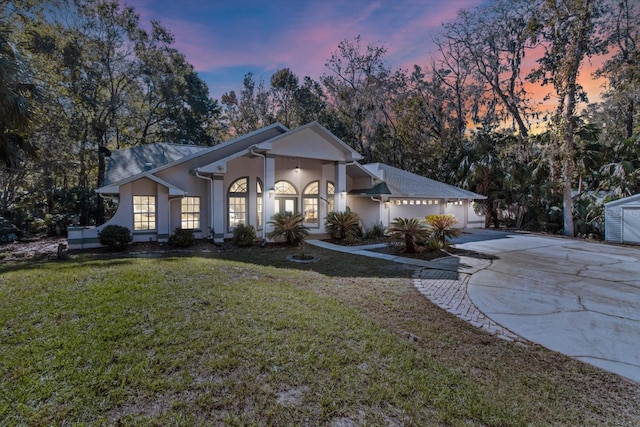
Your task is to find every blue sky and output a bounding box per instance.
[125,0,487,100]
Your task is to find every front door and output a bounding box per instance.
[275,197,297,216]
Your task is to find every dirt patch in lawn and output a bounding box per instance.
[0,237,69,261]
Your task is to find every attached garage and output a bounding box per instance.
[605,194,640,244]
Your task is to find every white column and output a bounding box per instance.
[156,184,170,242]
[213,176,225,243]
[335,161,347,212]
[264,155,276,238]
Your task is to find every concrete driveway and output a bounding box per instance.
[456,231,640,383]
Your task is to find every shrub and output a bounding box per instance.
[98,225,132,250]
[0,217,19,243]
[325,209,362,241]
[365,222,386,239]
[388,217,430,254]
[426,214,462,247]
[169,227,195,247]
[424,238,444,252]
[233,223,256,247]
[268,212,309,246]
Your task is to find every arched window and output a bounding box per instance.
[303,181,319,226]
[228,177,248,231]
[256,179,263,229]
[326,181,335,214]
[274,180,297,195]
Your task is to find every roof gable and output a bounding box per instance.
[98,172,187,196]
[256,122,363,162]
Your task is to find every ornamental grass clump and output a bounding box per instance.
[233,223,256,247]
[365,222,386,239]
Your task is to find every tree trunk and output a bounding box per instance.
[559,0,593,237]
[562,157,575,236]
[405,233,415,253]
[626,99,634,139]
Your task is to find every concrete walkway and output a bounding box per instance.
[308,232,640,383]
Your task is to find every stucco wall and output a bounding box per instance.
[346,197,382,231]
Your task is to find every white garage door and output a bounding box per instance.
[622,207,640,244]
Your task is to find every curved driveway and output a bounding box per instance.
[457,232,640,383]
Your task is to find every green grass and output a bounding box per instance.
[0,246,638,425]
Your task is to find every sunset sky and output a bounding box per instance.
[125,0,608,109]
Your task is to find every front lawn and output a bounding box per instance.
[0,246,638,425]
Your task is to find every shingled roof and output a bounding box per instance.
[104,143,208,185]
[362,163,486,200]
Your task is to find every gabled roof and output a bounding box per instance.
[99,172,187,196]
[104,143,208,185]
[362,163,486,200]
[99,123,289,192]
[255,121,363,162]
[605,193,640,208]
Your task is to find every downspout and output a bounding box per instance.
[195,170,215,242]
[250,146,268,243]
[370,196,388,228]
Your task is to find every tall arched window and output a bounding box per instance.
[228,177,248,231]
[274,180,298,216]
[256,179,263,229]
[326,181,335,214]
[303,181,319,226]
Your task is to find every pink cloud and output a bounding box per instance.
[165,0,488,81]
[126,0,609,107]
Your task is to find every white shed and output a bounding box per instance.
[605,193,640,244]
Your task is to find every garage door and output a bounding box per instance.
[622,207,640,244]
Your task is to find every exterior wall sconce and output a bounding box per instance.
[268,188,275,199]
[340,191,346,199]
[294,166,300,173]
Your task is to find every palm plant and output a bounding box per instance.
[267,212,309,246]
[426,214,462,247]
[388,217,430,254]
[324,209,362,241]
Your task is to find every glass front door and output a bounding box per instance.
[275,197,297,216]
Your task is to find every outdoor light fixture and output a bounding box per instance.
[340,191,346,199]
[294,165,300,173]
[268,188,275,199]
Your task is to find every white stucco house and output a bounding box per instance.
[68,122,486,249]
[605,193,640,244]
